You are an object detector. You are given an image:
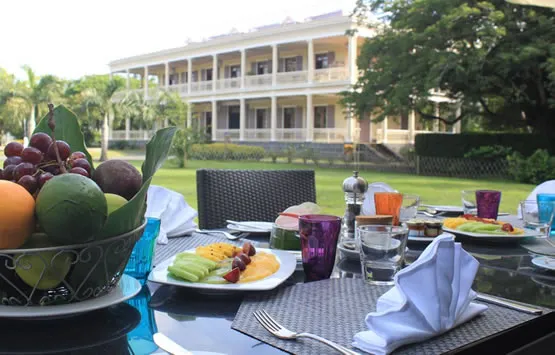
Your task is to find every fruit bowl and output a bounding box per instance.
[0,220,146,306]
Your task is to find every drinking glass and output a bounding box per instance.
[299,215,342,281]
[520,200,554,238]
[476,190,501,219]
[461,190,477,215]
[126,285,158,354]
[374,192,403,225]
[124,217,161,283]
[537,194,555,237]
[399,194,420,222]
[357,225,409,285]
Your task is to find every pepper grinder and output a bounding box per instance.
[341,171,368,241]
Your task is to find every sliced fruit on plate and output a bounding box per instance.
[168,265,200,282]
[175,252,218,269]
[223,267,241,283]
[243,242,256,256]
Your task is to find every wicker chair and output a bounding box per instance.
[196,169,316,229]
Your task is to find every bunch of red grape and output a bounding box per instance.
[0,133,91,195]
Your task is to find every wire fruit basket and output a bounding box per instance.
[0,221,146,307]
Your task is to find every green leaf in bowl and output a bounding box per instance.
[34,104,94,169]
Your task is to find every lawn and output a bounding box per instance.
[132,160,534,218]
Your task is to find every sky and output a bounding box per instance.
[1,0,357,80]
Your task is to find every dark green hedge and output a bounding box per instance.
[415,133,555,158]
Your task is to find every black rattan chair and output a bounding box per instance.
[196,169,316,229]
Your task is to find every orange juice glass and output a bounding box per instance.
[374,192,403,225]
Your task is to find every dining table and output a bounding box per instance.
[1,214,554,355]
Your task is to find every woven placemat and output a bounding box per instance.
[521,238,555,256]
[232,278,539,355]
[154,233,255,266]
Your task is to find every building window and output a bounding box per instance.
[205,68,213,81]
[256,109,267,128]
[228,106,240,129]
[315,54,329,69]
[257,61,270,75]
[314,106,327,128]
[283,107,295,128]
[230,65,241,78]
[401,112,409,130]
[284,57,297,72]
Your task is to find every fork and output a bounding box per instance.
[253,309,361,355]
[195,229,245,240]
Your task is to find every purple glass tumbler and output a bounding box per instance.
[476,190,502,219]
[299,215,342,282]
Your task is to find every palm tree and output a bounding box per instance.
[81,79,124,161]
[15,65,61,138]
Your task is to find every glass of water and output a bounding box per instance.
[520,200,555,238]
[400,194,420,222]
[357,225,409,285]
[461,190,477,215]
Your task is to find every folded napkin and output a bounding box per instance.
[145,185,198,244]
[361,182,396,216]
[353,234,488,355]
[274,202,321,230]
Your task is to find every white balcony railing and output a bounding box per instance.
[218,77,241,90]
[275,128,306,141]
[244,128,271,140]
[276,71,308,85]
[110,130,156,140]
[215,129,240,141]
[167,83,188,94]
[313,67,349,83]
[191,80,213,93]
[246,74,272,88]
[313,128,345,143]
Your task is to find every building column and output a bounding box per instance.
[187,103,193,128]
[453,104,462,133]
[272,44,278,86]
[382,117,388,144]
[164,62,169,89]
[345,111,353,143]
[271,96,277,141]
[126,69,130,89]
[187,58,192,94]
[239,98,246,141]
[241,49,247,88]
[433,102,440,132]
[306,94,313,142]
[307,39,314,83]
[348,35,358,84]
[125,118,130,140]
[144,66,149,97]
[109,72,113,80]
[409,110,416,144]
[212,54,218,92]
[211,100,217,141]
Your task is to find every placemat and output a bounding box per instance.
[521,238,555,256]
[232,278,539,355]
[154,233,255,266]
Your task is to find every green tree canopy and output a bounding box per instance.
[343,0,555,134]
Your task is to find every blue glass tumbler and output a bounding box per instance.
[126,285,158,354]
[124,217,160,284]
[537,194,555,238]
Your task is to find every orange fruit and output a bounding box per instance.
[0,180,36,249]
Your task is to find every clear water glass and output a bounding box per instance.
[399,194,420,222]
[461,190,477,215]
[124,217,161,284]
[357,225,409,285]
[520,200,554,237]
[537,194,555,237]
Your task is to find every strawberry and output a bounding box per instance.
[242,241,256,256]
[223,267,241,283]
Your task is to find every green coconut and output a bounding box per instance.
[35,174,108,245]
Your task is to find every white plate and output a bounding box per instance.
[442,227,543,242]
[531,256,555,271]
[226,221,274,233]
[408,235,436,242]
[0,274,141,319]
[149,248,297,292]
[421,205,464,213]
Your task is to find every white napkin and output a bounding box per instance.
[145,185,198,244]
[361,182,396,216]
[517,180,555,218]
[353,234,488,355]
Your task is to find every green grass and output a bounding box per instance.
[130,160,534,217]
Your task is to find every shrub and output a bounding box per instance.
[189,143,265,161]
[399,145,416,162]
[282,145,296,163]
[507,149,555,184]
[415,133,555,158]
[464,145,513,160]
[267,151,280,163]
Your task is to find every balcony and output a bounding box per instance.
[276,71,308,85]
[313,67,349,83]
[245,74,272,88]
[313,128,345,143]
[110,130,156,140]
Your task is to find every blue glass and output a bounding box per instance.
[126,285,158,355]
[124,217,160,283]
[536,194,555,237]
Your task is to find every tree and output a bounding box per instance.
[342,0,555,134]
[80,78,124,161]
[14,66,62,138]
[0,68,26,138]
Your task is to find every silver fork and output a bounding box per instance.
[253,309,361,355]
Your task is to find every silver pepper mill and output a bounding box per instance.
[342,171,368,240]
